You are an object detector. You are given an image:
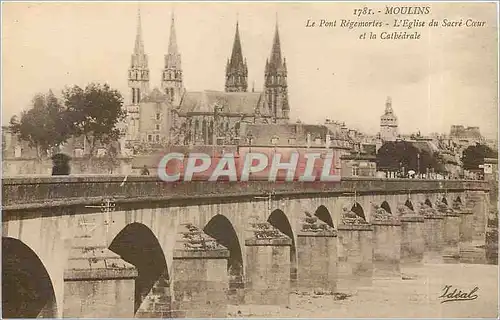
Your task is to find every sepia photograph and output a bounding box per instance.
[1,1,499,318]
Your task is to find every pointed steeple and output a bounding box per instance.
[162,10,183,105]
[225,19,248,92]
[264,14,289,123]
[131,7,148,69]
[134,8,145,56]
[230,20,244,68]
[128,6,149,105]
[165,10,181,70]
[270,17,282,67]
[168,11,178,55]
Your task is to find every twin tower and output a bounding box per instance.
[128,9,290,120]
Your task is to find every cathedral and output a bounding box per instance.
[124,10,291,147]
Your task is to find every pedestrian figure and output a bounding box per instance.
[141,165,150,176]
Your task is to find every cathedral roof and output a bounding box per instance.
[244,123,345,146]
[178,90,268,115]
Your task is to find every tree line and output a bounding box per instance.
[376,140,497,175]
[9,83,126,159]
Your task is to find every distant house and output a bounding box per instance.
[340,153,377,177]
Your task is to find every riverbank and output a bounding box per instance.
[228,263,498,318]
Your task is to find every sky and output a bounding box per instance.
[2,1,499,138]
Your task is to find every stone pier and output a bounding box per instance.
[442,208,461,262]
[171,224,230,318]
[399,205,425,266]
[371,206,402,279]
[459,203,475,246]
[421,205,445,264]
[459,199,487,264]
[336,223,373,290]
[296,212,337,293]
[244,219,291,306]
[468,192,489,242]
[63,246,137,318]
[134,273,171,318]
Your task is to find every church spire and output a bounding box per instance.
[162,10,183,105]
[270,16,282,68]
[130,7,148,69]
[134,8,145,56]
[164,10,181,70]
[230,20,244,68]
[225,19,248,92]
[168,11,178,56]
[264,15,289,123]
[128,6,149,105]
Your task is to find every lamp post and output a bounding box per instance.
[84,198,116,234]
[254,190,288,215]
[255,190,276,215]
[247,133,254,153]
[417,153,420,176]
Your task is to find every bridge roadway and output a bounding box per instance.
[1,176,491,318]
[2,175,489,210]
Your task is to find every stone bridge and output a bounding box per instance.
[2,176,491,318]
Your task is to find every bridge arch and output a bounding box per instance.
[203,214,244,294]
[404,199,414,211]
[381,201,392,214]
[268,209,297,284]
[351,202,366,221]
[109,222,168,314]
[2,237,58,318]
[314,205,334,228]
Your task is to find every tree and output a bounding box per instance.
[462,143,498,170]
[376,141,446,174]
[63,83,126,156]
[9,91,71,159]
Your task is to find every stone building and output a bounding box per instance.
[124,10,291,147]
[449,125,484,147]
[340,154,377,177]
[379,96,399,141]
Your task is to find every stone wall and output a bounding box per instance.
[3,157,134,177]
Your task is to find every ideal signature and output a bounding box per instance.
[439,285,479,303]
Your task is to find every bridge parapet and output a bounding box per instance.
[2,176,490,210]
